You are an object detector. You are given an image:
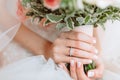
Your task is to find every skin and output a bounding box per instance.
[59,56,104,80]
[49,30,98,64]
[0,1,104,79]
[14,24,104,80]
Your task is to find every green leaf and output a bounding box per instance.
[84,15,91,24]
[61,0,77,10]
[76,17,84,25]
[56,23,66,30]
[64,11,75,21]
[43,19,51,26]
[22,0,31,7]
[65,18,74,30]
[46,14,64,23]
[99,23,106,30]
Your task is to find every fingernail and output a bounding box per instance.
[88,60,93,63]
[93,38,96,43]
[70,60,74,67]
[94,49,98,54]
[88,71,95,77]
[58,65,63,69]
[77,62,81,68]
[93,55,98,60]
[93,39,96,43]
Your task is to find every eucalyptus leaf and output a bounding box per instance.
[76,17,84,25]
[46,14,64,23]
[22,0,31,7]
[56,23,66,30]
[84,15,91,24]
[66,18,74,29]
[43,20,51,26]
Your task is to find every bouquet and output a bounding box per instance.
[17,0,120,73]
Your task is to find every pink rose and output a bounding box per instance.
[43,0,61,10]
[17,0,26,22]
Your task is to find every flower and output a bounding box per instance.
[17,0,26,22]
[112,0,120,8]
[43,0,61,10]
[77,0,84,10]
[83,0,114,9]
[96,0,113,9]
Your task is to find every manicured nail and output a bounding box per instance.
[93,38,96,43]
[93,55,98,60]
[94,49,98,54]
[70,60,74,67]
[77,62,81,68]
[58,65,63,69]
[88,71,95,77]
[88,60,93,63]
[93,39,96,43]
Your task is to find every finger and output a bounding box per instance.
[87,59,104,78]
[52,46,93,64]
[53,54,92,64]
[61,56,93,64]
[87,69,103,79]
[57,38,98,53]
[70,60,77,80]
[61,47,98,60]
[58,63,69,74]
[60,31,96,44]
[76,61,90,80]
[39,18,47,27]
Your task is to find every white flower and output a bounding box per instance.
[77,0,84,10]
[96,0,113,9]
[26,3,31,9]
[83,0,96,5]
[83,0,116,9]
[111,0,120,8]
[77,0,120,9]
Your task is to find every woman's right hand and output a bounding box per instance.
[48,30,98,64]
[59,57,104,80]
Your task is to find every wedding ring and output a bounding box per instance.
[69,47,73,56]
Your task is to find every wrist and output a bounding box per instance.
[43,42,53,60]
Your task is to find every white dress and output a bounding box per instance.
[0,0,120,80]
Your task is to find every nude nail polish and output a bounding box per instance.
[88,71,94,77]
[77,62,81,68]
[88,60,93,63]
[93,38,96,43]
[70,60,74,67]
[93,55,98,60]
[93,39,96,43]
[94,49,98,54]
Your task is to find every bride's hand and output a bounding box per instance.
[49,31,98,64]
[59,57,104,80]
[87,56,104,79]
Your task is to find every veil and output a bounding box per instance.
[0,0,21,52]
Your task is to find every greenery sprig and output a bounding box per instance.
[22,0,120,30]
[21,0,120,73]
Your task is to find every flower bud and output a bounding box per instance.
[43,0,61,10]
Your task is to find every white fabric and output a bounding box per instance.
[0,0,120,80]
[0,56,71,80]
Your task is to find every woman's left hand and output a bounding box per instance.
[59,56,104,80]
